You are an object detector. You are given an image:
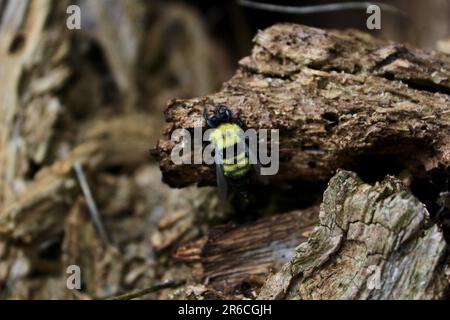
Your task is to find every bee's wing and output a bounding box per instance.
[214,151,228,203]
[247,144,269,186]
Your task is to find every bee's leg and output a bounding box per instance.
[204,108,218,128]
[224,108,233,123]
[204,108,211,126]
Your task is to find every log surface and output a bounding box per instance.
[155,24,450,188]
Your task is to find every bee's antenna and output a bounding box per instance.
[238,1,408,18]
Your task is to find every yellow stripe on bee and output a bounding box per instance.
[223,163,251,178]
[223,154,249,167]
[222,151,246,165]
[210,123,250,179]
[223,155,250,178]
[210,123,243,150]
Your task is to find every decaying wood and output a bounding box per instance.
[0,114,158,243]
[1,2,448,301]
[174,208,318,295]
[0,1,230,299]
[78,0,231,113]
[155,24,450,188]
[151,209,195,252]
[78,0,148,111]
[0,0,71,208]
[63,198,123,299]
[258,170,448,300]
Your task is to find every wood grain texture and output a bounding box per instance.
[174,208,318,295]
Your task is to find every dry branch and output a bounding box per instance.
[155,24,450,188]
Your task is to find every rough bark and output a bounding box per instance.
[155,24,450,188]
[258,170,448,300]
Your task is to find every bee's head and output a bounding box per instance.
[204,105,233,128]
[216,105,233,123]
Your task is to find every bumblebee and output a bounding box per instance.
[204,105,265,201]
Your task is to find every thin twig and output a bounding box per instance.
[73,161,110,246]
[106,280,186,300]
[238,0,408,17]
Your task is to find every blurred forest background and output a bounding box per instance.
[0,0,449,299]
